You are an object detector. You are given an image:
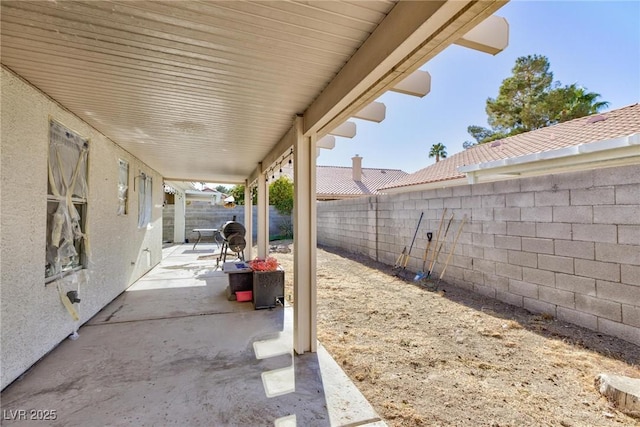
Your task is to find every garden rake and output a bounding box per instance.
[392,212,423,279]
[414,208,447,281]
[433,216,467,291]
[421,212,454,284]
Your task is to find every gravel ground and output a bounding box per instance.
[271,243,640,427]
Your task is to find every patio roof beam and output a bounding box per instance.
[389,70,432,98]
[317,135,336,150]
[328,121,357,139]
[454,15,509,55]
[248,123,297,185]
[302,0,507,138]
[352,102,386,123]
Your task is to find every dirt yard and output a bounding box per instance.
[271,243,640,427]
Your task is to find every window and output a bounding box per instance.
[46,121,88,280]
[117,159,129,215]
[137,172,152,228]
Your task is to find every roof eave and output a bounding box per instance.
[381,177,469,194]
[460,133,640,184]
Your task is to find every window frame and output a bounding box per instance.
[137,171,153,229]
[117,159,129,216]
[45,120,89,283]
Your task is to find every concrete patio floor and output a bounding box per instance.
[1,244,385,427]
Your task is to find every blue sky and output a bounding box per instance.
[317,0,640,174]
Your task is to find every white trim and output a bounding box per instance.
[458,133,640,183]
[382,177,469,194]
[459,133,640,172]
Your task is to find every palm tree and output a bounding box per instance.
[429,143,447,163]
[551,84,610,123]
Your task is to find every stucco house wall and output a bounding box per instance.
[317,165,640,345]
[1,68,163,389]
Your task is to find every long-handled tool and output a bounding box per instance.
[393,212,423,278]
[426,212,454,279]
[420,208,447,280]
[413,232,433,281]
[434,216,467,290]
[392,247,407,274]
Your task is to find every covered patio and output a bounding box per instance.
[1,243,384,426]
[1,1,511,421]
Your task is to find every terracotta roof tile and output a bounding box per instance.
[383,103,640,190]
[317,166,408,198]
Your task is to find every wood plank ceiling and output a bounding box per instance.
[1,0,396,183]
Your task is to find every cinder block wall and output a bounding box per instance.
[163,202,291,243]
[317,164,640,345]
[163,204,175,241]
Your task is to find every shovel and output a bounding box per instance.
[425,212,454,280]
[414,208,447,281]
[413,232,433,281]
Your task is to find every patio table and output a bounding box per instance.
[192,228,219,249]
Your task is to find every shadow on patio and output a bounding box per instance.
[0,244,384,427]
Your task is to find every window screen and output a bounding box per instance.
[138,172,152,228]
[117,159,129,215]
[46,121,88,280]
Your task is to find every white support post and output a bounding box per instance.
[257,168,269,259]
[293,116,317,354]
[244,181,253,261]
[173,190,186,243]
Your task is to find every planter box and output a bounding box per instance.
[228,271,252,294]
[252,270,284,310]
[223,262,253,298]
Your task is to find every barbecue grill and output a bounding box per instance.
[218,216,246,265]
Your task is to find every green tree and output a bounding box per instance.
[228,185,257,205]
[468,55,609,144]
[462,140,476,150]
[215,184,229,194]
[428,143,447,163]
[269,176,294,216]
[547,83,610,122]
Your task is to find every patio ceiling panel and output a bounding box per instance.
[0,0,396,183]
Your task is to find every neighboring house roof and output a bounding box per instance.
[316,166,408,199]
[382,103,640,191]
